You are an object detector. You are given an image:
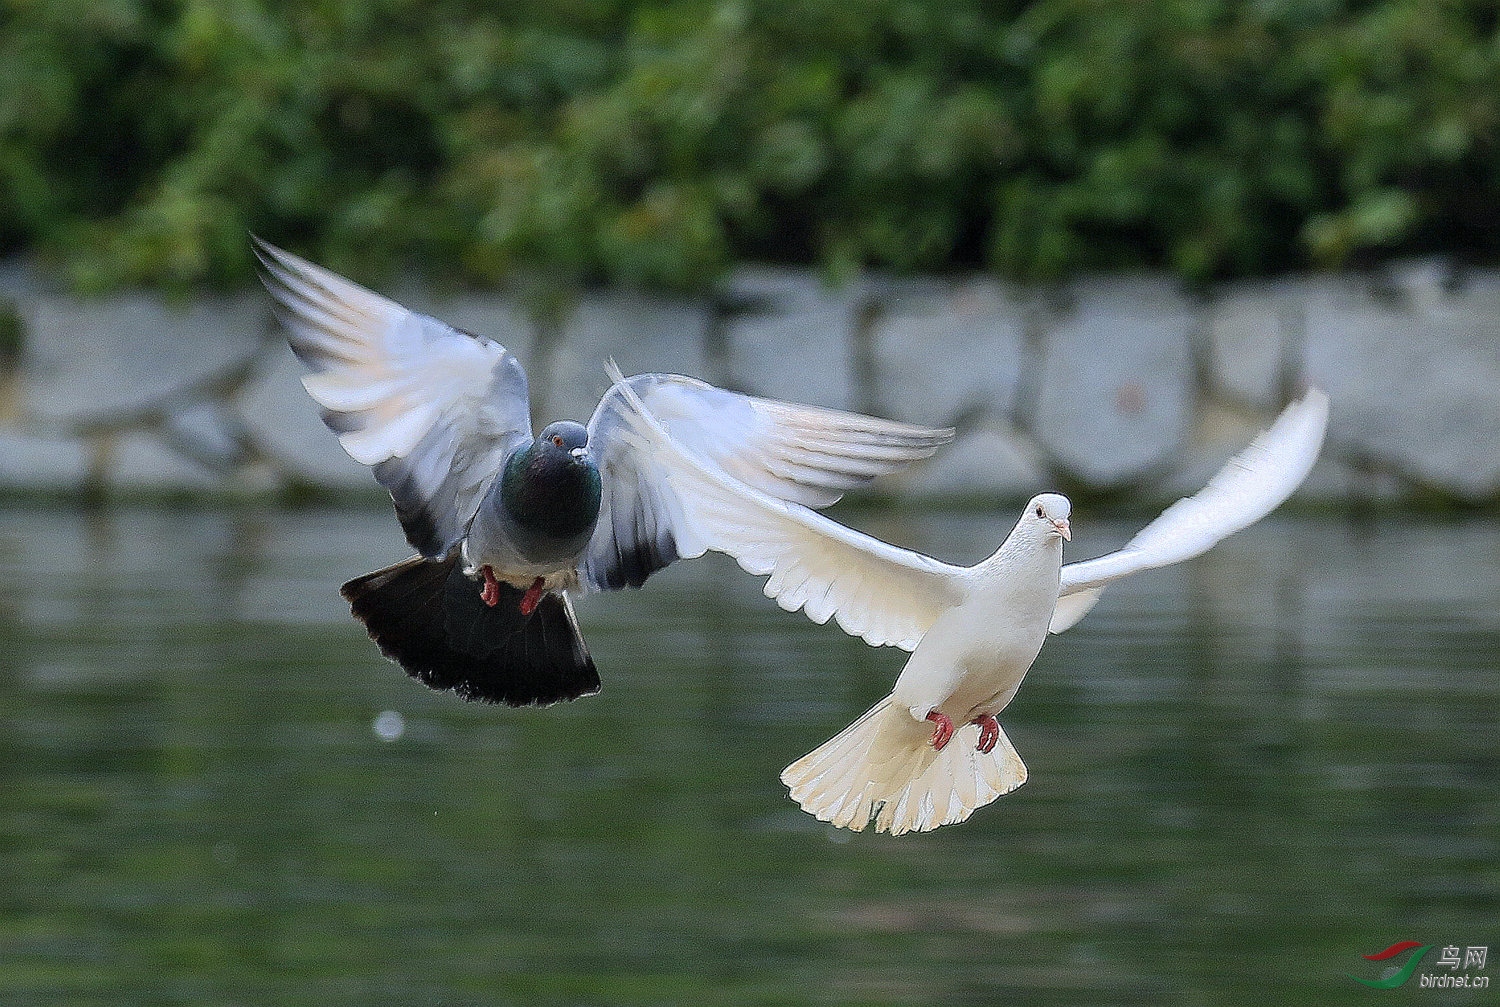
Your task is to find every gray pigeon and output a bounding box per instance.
[252,238,952,707]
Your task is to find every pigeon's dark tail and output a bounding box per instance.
[340,555,600,706]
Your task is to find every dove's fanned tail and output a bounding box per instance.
[341,555,599,707]
[781,699,1027,835]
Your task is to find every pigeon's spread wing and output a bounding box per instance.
[600,371,967,649]
[580,388,704,591]
[255,239,532,557]
[579,369,952,595]
[610,373,953,509]
[1049,388,1329,634]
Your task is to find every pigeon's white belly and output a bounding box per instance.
[459,534,582,589]
[462,498,594,588]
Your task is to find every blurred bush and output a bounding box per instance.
[2,0,1497,292]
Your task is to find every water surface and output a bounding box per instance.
[1,506,1496,1005]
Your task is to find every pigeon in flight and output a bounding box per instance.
[611,380,1329,833]
[252,238,953,707]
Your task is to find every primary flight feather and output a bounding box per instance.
[253,238,953,706]
[613,378,1329,833]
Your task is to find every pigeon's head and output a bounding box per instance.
[538,420,590,459]
[1025,493,1072,542]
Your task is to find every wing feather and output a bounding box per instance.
[601,369,967,650]
[616,373,952,509]
[1049,388,1329,633]
[254,238,532,556]
[580,370,952,594]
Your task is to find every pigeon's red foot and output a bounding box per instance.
[480,566,502,608]
[925,710,955,752]
[519,577,546,616]
[971,713,1000,754]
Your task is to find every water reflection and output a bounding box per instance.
[0,505,1495,1004]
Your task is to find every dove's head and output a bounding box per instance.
[1025,493,1072,543]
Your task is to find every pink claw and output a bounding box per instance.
[925,710,955,751]
[519,577,546,616]
[480,565,501,608]
[972,713,1000,754]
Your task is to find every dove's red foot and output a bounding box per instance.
[479,565,502,608]
[972,713,1000,754]
[925,710,955,751]
[519,577,546,616]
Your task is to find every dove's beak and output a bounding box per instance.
[1052,518,1071,541]
[569,447,588,460]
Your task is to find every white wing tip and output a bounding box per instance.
[1269,384,1331,482]
[1293,385,1330,429]
[1300,385,1329,408]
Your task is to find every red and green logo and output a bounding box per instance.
[1349,941,1432,988]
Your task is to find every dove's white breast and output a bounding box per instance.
[890,538,1064,722]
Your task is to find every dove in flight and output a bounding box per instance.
[611,379,1329,833]
[252,238,953,707]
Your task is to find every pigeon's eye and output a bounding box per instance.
[552,435,564,447]
[1035,505,1044,518]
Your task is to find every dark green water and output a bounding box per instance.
[1,506,1495,1006]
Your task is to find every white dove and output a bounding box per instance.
[611,377,1329,834]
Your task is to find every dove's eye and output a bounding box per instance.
[1035,505,1044,518]
[552,435,564,447]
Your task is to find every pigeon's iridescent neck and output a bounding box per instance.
[499,442,602,542]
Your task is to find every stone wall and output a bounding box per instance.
[0,256,1496,507]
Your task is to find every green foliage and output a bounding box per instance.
[2,0,1498,292]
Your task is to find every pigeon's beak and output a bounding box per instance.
[569,446,588,460]
[1052,518,1071,541]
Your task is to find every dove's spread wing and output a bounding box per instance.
[1049,388,1329,633]
[580,370,953,592]
[600,371,967,649]
[255,239,532,557]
